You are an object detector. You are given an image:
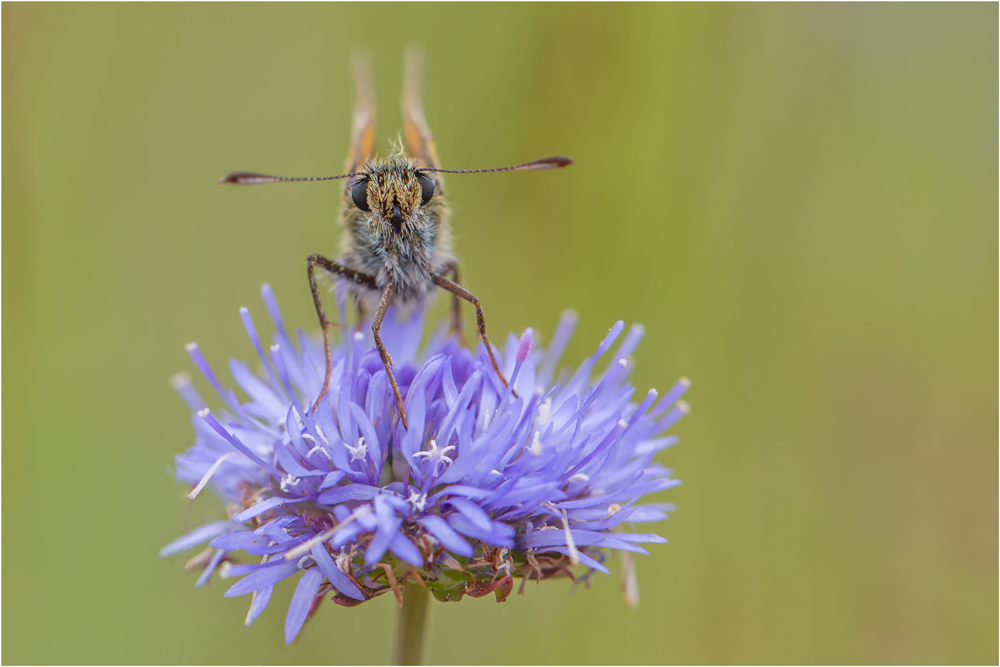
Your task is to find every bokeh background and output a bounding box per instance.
[3,3,996,664]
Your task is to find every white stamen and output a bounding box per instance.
[439,553,464,571]
[483,410,491,429]
[344,436,368,462]
[185,342,198,352]
[188,452,240,499]
[284,506,372,561]
[408,491,427,512]
[296,555,314,570]
[606,503,622,517]
[197,408,211,418]
[335,549,352,574]
[412,439,456,473]
[315,425,331,446]
[568,473,590,485]
[246,591,258,625]
[562,513,580,565]
[280,473,300,492]
[623,551,640,609]
[353,331,364,341]
[184,546,215,573]
[536,397,553,425]
[170,373,191,389]
[307,444,332,460]
[218,561,233,579]
[676,400,691,414]
[529,430,543,456]
[543,501,579,565]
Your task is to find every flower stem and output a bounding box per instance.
[393,581,431,665]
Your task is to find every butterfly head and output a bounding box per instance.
[349,152,438,236]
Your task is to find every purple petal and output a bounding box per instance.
[245,585,273,626]
[210,531,270,551]
[311,545,364,600]
[418,515,473,557]
[389,534,424,567]
[537,310,578,389]
[160,521,232,558]
[260,284,289,343]
[224,560,299,598]
[285,567,324,645]
[231,497,307,523]
[365,517,402,566]
[199,411,282,479]
[319,470,347,489]
[349,402,381,470]
[317,484,382,505]
[447,513,514,548]
[568,506,637,531]
[184,342,233,407]
[195,548,227,588]
[650,377,691,418]
[170,373,207,411]
[546,547,610,574]
[517,528,652,555]
[229,358,284,416]
[445,497,493,531]
[239,306,284,393]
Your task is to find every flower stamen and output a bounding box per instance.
[188,452,240,499]
[343,436,367,462]
[412,439,455,475]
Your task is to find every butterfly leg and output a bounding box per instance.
[432,273,513,392]
[372,283,409,430]
[438,261,465,340]
[307,254,378,413]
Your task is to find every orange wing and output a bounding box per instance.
[403,49,442,170]
[345,54,377,173]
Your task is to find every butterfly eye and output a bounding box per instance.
[351,179,371,212]
[417,173,436,206]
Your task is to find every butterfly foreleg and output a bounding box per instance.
[432,273,513,394]
[307,254,377,413]
[371,283,409,430]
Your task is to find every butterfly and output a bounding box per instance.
[221,51,572,429]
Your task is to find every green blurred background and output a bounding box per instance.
[3,3,996,664]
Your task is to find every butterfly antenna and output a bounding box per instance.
[420,156,573,174]
[219,171,366,185]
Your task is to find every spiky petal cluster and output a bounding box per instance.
[161,284,689,644]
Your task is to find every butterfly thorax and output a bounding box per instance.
[338,152,454,307]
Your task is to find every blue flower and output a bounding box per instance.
[161,284,689,644]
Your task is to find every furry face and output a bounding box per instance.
[338,147,454,307]
[351,153,437,237]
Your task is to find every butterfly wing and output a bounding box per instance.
[345,54,377,173]
[403,49,442,171]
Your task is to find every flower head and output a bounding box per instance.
[161,284,689,644]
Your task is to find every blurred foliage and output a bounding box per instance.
[3,3,996,664]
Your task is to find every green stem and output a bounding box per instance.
[393,582,431,666]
